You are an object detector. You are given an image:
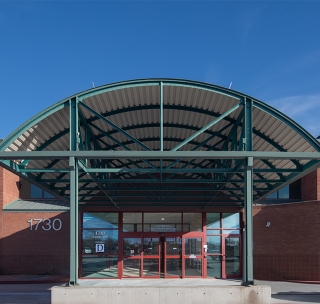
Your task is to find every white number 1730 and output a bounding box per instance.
[27,218,62,231]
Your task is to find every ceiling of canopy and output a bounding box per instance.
[1,79,320,209]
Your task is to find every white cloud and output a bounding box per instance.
[268,94,320,136]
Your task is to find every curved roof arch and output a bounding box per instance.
[1,78,320,209]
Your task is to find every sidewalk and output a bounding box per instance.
[0,274,69,284]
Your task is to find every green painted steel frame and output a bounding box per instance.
[1,78,320,286]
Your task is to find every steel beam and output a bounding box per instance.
[172,103,241,151]
[1,151,320,160]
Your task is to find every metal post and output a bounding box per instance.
[69,97,79,285]
[160,82,163,183]
[69,157,78,285]
[242,97,254,285]
[243,156,254,285]
[160,82,163,152]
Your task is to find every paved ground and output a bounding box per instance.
[0,276,319,303]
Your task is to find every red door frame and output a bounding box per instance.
[182,233,204,278]
[120,232,161,278]
[163,233,182,278]
[222,234,241,279]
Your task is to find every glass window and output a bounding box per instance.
[183,213,202,232]
[143,259,159,276]
[166,237,181,255]
[82,256,118,278]
[267,192,277,199]
[267,185,290,199]
[166,258,181,276]
[123,213,142,232]
[206,213,220,229]
[31,184,54,199]
[123,238,141,256]
[31,184,42,198]
[83,213,118,229]
[143,238,159,255]
[207,256,221,278]
[82,229,118,254]
[123,259,141,277]
[222,213,240,229]
[206,235,221,254]
[144,213,181,232]
[184,238,202,256]
[184,258,202,277]
[279,185,289,198]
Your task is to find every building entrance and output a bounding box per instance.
[81,212,241,279]
[121,233,204,278]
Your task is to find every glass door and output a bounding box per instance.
[183,236,203,277]
[164,236,182,278]
[223,235,241,278]
[122,235,161,278]
[142,236,160,278]
[122,237,142,278]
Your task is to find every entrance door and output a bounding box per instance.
[122,235,161,278]
[183,236,203,277]
[223,235,241,278]
[163,236,182,278]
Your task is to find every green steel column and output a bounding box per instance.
[69,97,79,285]
[243,156,254,285]
[160,82,164,152]
[69,156,78,285]
[242,97,254,285]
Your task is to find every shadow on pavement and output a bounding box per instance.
[272,292,320,303]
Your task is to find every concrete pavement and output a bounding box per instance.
[0,277,319,303]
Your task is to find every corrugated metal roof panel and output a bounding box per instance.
[3,199,69,212]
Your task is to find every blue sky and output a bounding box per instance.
[1,1,320,139]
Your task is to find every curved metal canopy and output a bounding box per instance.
[1,78,320,209]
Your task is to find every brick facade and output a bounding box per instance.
[0,211,70,275]
[253,201,320,281]
[0,167,20,208]
[0,167,69,275]
[1,166,320,280]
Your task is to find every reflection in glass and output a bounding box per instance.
[123,238,141,256]
[82,230,118,254]
[166,258,181,276]
[222,213,240,228]
[143,238,159,255]
[82,256,118,278]
[166,238,181,255]
[223,230,240,235]
[207,256,221,278]
[143,259,159,276]
[184,238,202,256]
[206,213,220,229]
[83,212,118,228]
[123,213,142,232]
[225,237,240,275]
[185,258,202,276]
[279,185,289,198]
[123,259,140,277]
[206,235,221,254]
[183,213,202,232]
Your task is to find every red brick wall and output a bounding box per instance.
[0,167,20,208]
[253,201,320,281]
[0,212,70,275]
[301,169,320,201]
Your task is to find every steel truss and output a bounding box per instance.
[1,79,320,286]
